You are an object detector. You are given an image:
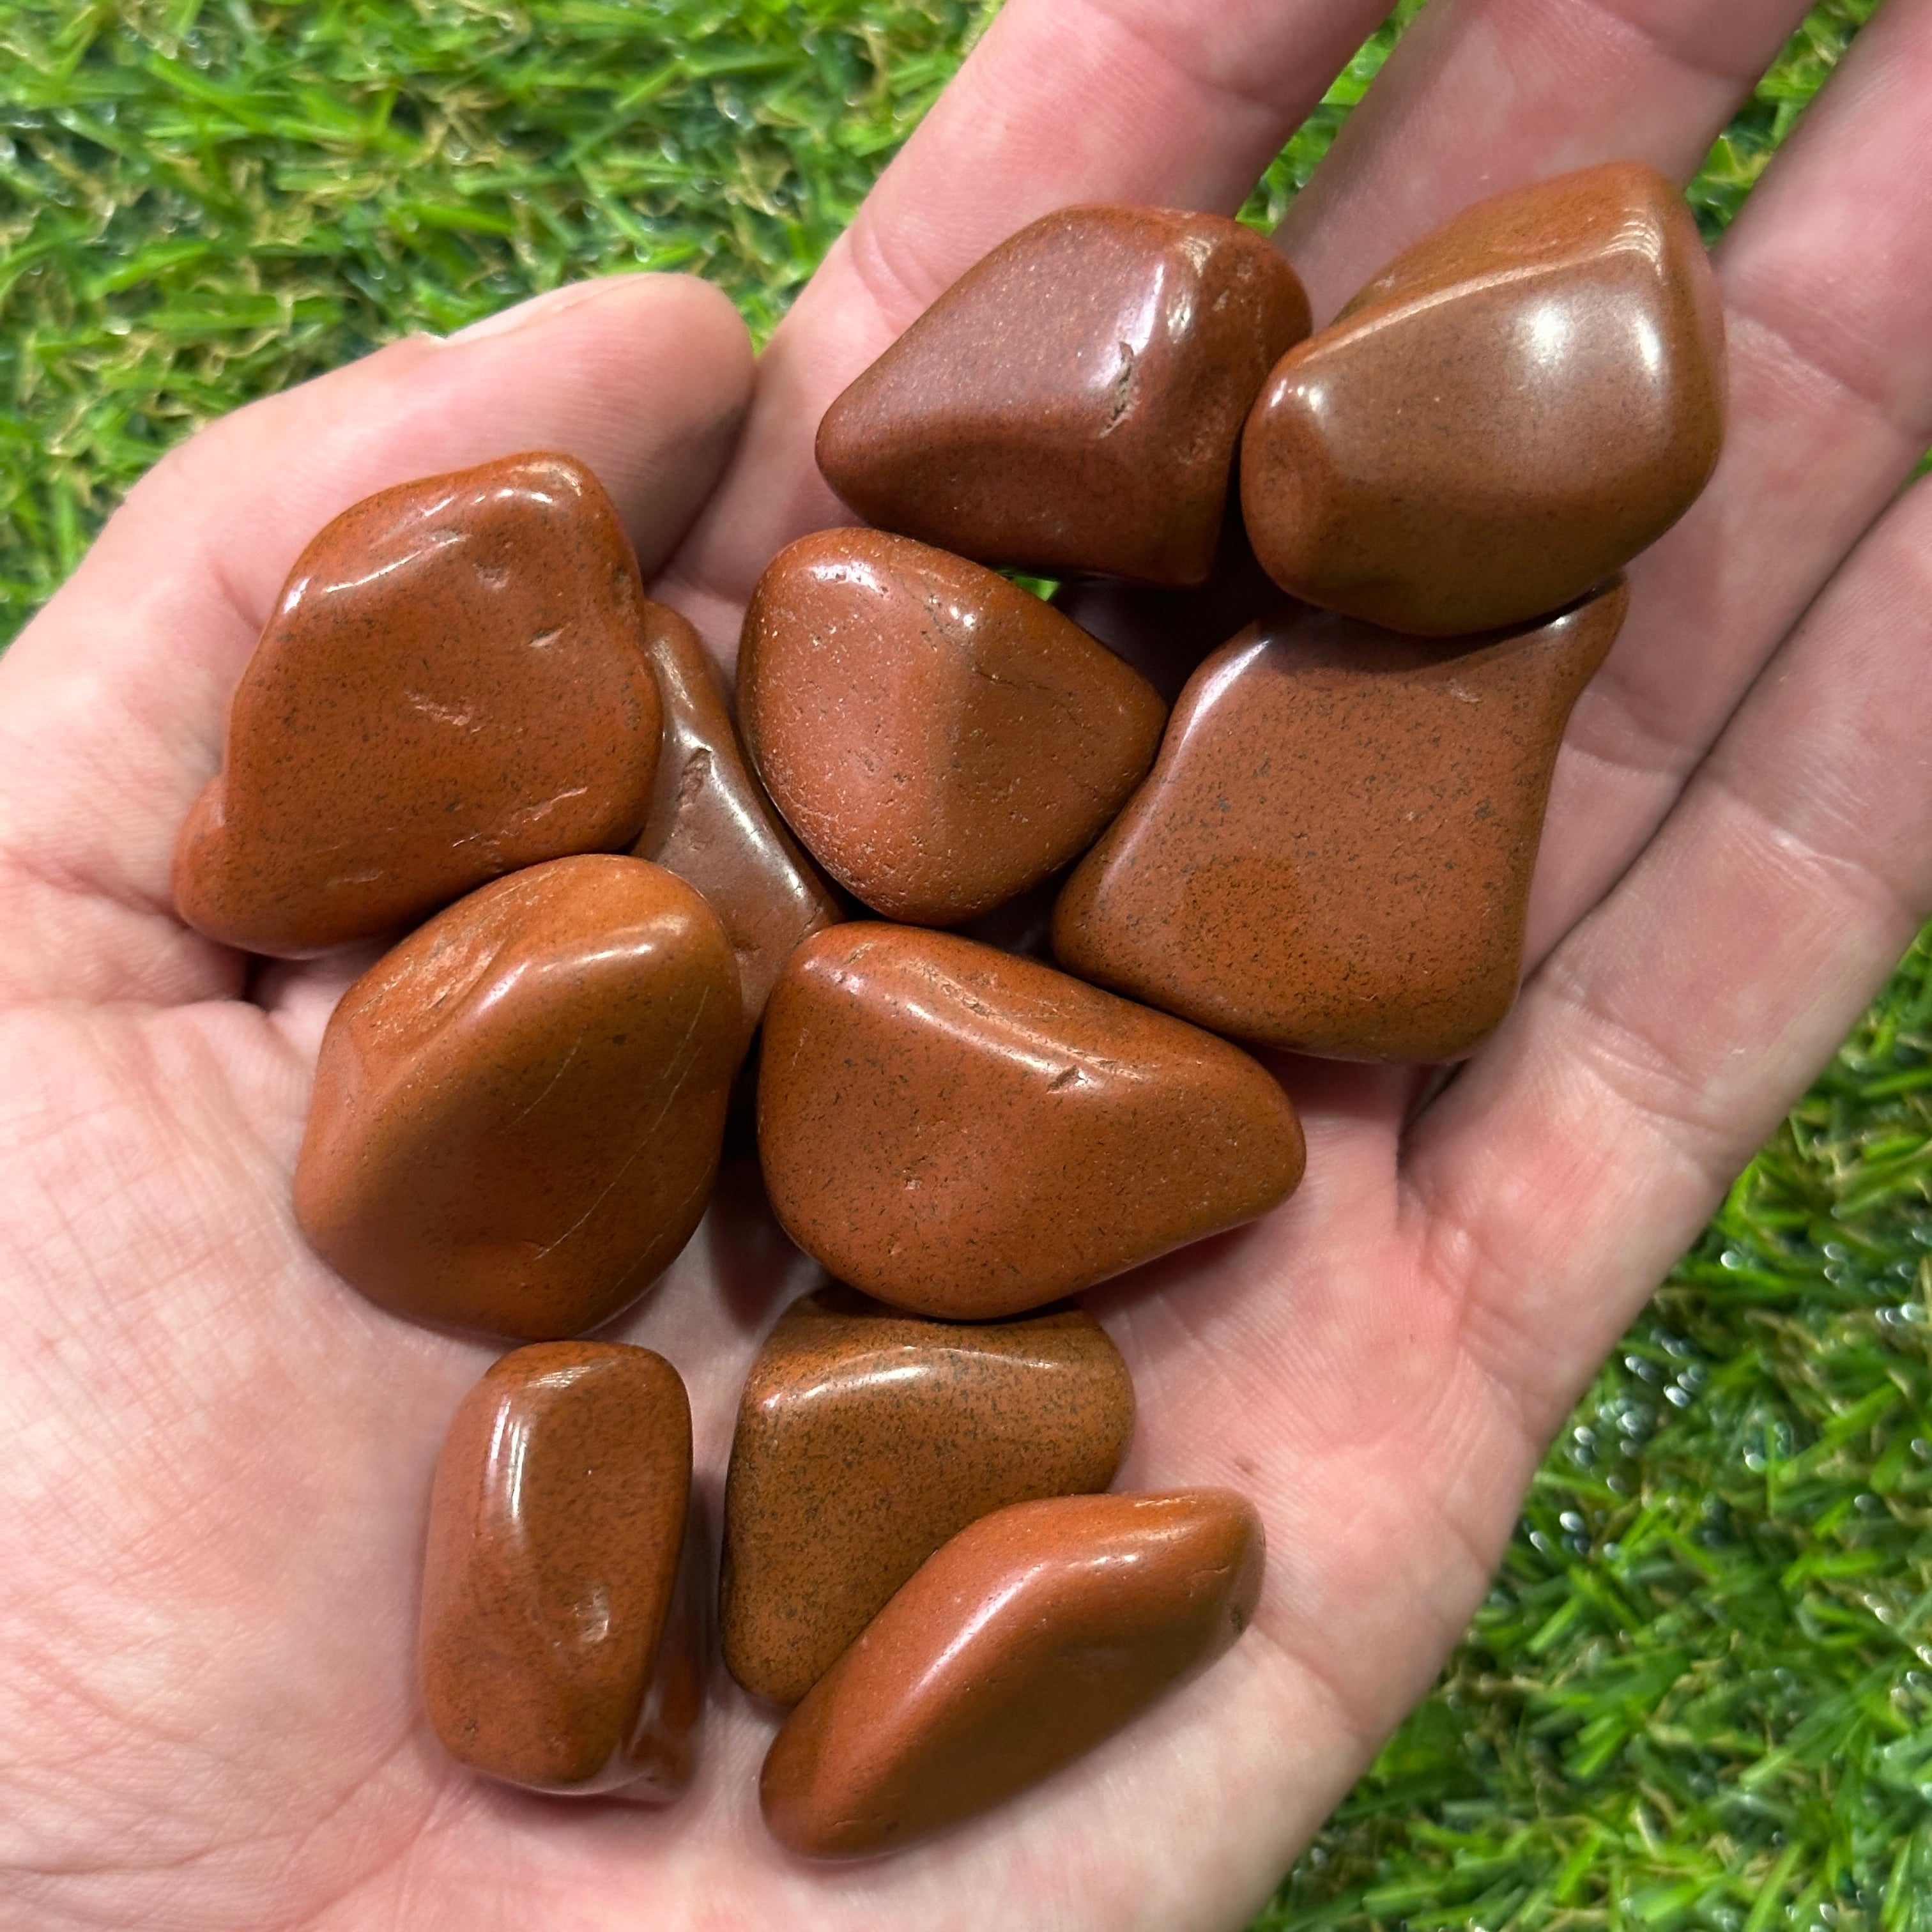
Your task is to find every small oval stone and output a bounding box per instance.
[420,1342,698,1798]
[1053,584,1629,1061]
[760,1490,1263,1857]
[722,1288,1135,1706]
[817,204,1310,586]
[295,854,739,1339]
[630,600,841,1046]
[1241,162,1725,636]
[758,926,1304,1317]
[739,530,1166,926]
[174,452,663,956]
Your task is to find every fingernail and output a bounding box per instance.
[445,279,625,344]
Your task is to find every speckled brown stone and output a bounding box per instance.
[295,854,740,1339]
[174,452,663,956]
[1053,583,1629,1061]
[739,530,1166,926]
[721,1288,1135,1706]
[817,205,1309,586]
[420,1342,698,1798]
[757,926,1304,1317]
[1241,162,1726,636]
[630,600,841,1046]
[760,1490,1263,1857]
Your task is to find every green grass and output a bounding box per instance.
[1261,928,1932,1932]
[2,3,1920,1926]
[0,0,999,627]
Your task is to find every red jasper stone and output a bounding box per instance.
[739,530,1165,926]
[174,452,661,956]
[1242,162,1725,636]
[630,599,840,1047]
[757,926,1304,1317]
[1053,584,1629,1061]
[295,854,740,1340]
[818,204,1309,586]
[761,1491,1263,1857]
[420,1342,700,1799]
[721,1289,1134,1706]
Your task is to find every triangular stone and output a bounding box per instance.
[740,530,1165,925]
[758,926,1305,1315]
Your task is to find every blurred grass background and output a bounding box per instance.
[2,2,1923,1926]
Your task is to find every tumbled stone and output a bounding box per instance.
[630,600,841,1046]
[295,854,739,1339]
[420,1342,698,1798]
[1241,162,1725,636]
[722,1289,1135,1706]
[1053,583,1629,1061]
[174,452,663,956]
[760,1490,1263,1857]
[758,926,1303,1317]
[818,205,1309,586]
[739,530,1165,926]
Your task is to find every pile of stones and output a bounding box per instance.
[171,160,1724,1856]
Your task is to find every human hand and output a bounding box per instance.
[5,1,1931,1927]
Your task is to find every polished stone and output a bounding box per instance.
[722,1289,1135,1706]
[1053,583,1629,1061]
[739,530,1165,925]
[420,1342,698,1798]
[295,854,740,1339]
[760,1490,1263,1857]
[1241,162,1726,636]
[174,452,662,956]
[758,926,1304,1316]
[817,205,1309,586]
[631,599,841,1046]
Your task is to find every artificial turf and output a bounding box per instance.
[1,3,1922,1926]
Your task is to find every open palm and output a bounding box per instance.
[6,2,1932,1927]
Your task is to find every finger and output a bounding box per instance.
[970,0,1821,701]
[0,274,753,1010]
[1406,465,1932,1438]
[1277,0,1820,323]
[1529,0,1932,965]
[662,0,1395,641]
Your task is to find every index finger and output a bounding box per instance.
[661,0,1395,642]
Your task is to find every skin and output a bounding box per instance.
[3,0,1931,1926]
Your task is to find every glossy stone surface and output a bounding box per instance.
[631,599,841,1046]
[758,926,1304,1316]
[421,1343,698,1798]
[1241,162,1725,636]
[740,531,1166,925]
[174,452,662,956]
[295,854,739,1339]
[722,1289,1135,1706]
[760,1490,1262,1857]
[818,205,1309,586]
[1054,583,1629,1061]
